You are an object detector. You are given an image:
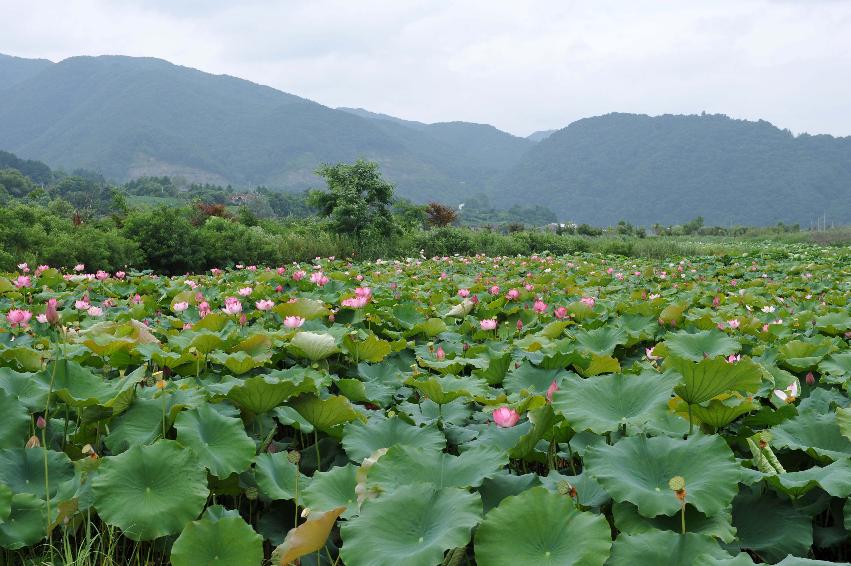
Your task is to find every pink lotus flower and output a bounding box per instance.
[283,316,305,329]
[292,270,306,281]
[436,346,445,360]
[75,300,90,310]
[554,306,568,319]
[238,287,253,296]
[580,296,596,308]
[86,306,103,317]
[96,270,109,281]
[489,285,500,295]
[276,267,286,275]
[516,319,523,331]
[17,263,29,273]
[479,319,498,331]
[247,265,257,271]
[115,271,126,279]
[342,296,368,308]
[356,274,364,281]
[492,406,520,428]
[223,297,243,315]
[198,301,211,318]
[183,322,193,330]
[646,347,661,361]
[36,314,48,324]
[506,289,520,301]
[727,319,740,329]
[74,264,85,272]
[726,354,741,363]
[458,289,470,298]
[132,294,142,304]
[211,268,223,276]
[354,287,372,298]
[255,299,274,311]
[546,380,559,402]
[6,309,32,328]
[15,275,31,288]
[173,302,189,313]
[533,299,548,314]
[310,272,329,286]
[36,265,49,275]
[525,284,534,291]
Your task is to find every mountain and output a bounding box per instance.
[0,54,53,90]
[2,53,851,225]
[0,55,530,203]
[493,113,851,226]
[526,129,556,142]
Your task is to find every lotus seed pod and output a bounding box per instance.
[668,476,686,491]
[287,451,301,464]
[245,486,259,500]
[557,480,572,495]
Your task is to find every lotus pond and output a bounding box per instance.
[1,245,851,565]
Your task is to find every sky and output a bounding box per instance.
[2,0,851,137]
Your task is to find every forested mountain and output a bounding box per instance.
[2,53,851,225]
[494,113,851,226]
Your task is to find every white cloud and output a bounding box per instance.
[1,0,850,136]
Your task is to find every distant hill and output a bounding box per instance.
[2,53,851,225]
[493,113,851,226]
[526,129,556,142]
[0,55,529,203]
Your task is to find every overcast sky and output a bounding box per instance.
[2,0,850,137]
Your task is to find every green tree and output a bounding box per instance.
[309,160,398,240]
[122,207,204,274]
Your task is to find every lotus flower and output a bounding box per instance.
[546,380,559,402]
[255,299,274,311]
[489,285,500,295]
[283,316,305,329]
[223,297,243,315]
[506,289,520,300]
[74,264,85,272]
[492,406,520,428]
[292,270,306,281]
[554,306,568,319]
[238,287,253,296]
[533,299,548,314]
[115,271,126,279]
[580,296,596,308]
[15,275,31,288]
[6,309,32,328]
[457,288,470,298]
[75,300,90,310]
[173,302,189,313]
[96,270,109,281]
[436,346,445,360]
[480,319,498,331]
[774,381,800,404]
[87,306,104,317]
[198,301,211,318]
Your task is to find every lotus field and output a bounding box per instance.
[2,245,851,565]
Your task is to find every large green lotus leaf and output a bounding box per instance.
[0,367,48,411]
[662,330,740,362]
[400,398,472,427]
[336,378,394,407]
[409,317,448,337]
[0,390,29,449]
[573,326,627,356]
[272,506,345,565]
[668,356,763,405]
[210,351,260,375]
[670,393,757,429]
[540,470,611,511]
[819,353,851,384]
[253,452,309,501]
[552,372,674,434]
[171,511,264,566]
[174,404,255,478]
[797,388,850,415]
[343,334,391,363]
[765,459,851,498]
[0,493,46,550]
[478,472,540,514]
[39,359,139,412]
[368,445,507,490]
[273,298,328,320]
[694,554,759,566]
[405,374,488,404]
[301,463,358,519]
[617,314,658,343]
[291,395,364,436]
[91,440,209,540]
[730,486,812,563]
[103,398,165,453]
[509,403,557,459]
[226,369,325,414]
[0,346,43,372]
[472,350,513,385]
[815,311,851,335]
[577,354,622,377]
[289,332,339,361]
[608,531,730,566]
[777,339,834,372]
[342,417,446,463]
[584,435,740,517]
[612,501,736,543]
[502,363,561,396]
[475,487,611,565]
[340,484,481,566]
[272,406,314,433]
[771,411,851,461]
[0,483,10,522]
[0,448,74,499]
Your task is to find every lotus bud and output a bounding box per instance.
[806,372,815,385]
[36,415,46,429]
